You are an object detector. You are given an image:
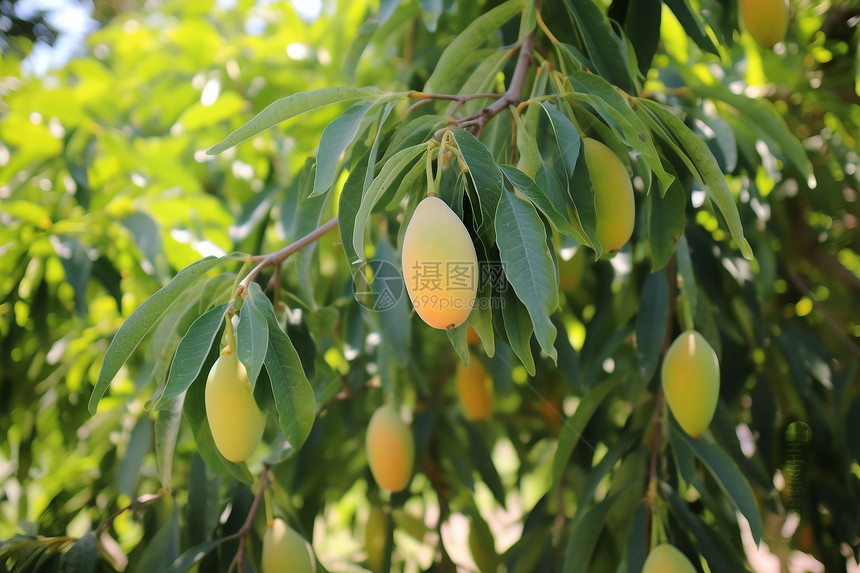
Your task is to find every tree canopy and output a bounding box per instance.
[1,0,859,572]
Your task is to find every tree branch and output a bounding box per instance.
[230,463,270,573]
[232,216,339,303]
[95,492,165,537]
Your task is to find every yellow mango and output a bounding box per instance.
[262,518,315,573]
[456,353,494,420]
[401,196,478,330]
[204,348,265,463]
[583,138,635,254]
[365,505,388,572]
[661,330,720,438]
[741,0,789,49]
[366,404,415,492]
[642,544,697,573]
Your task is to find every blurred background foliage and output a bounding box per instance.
[0,0,858,571]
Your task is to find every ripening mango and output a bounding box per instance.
[365,505,388,572]
[204,348,265,462]
[741,0,789,49]
[642,544,697,573]
[366,404,415,492]
[456,353,494,420]
[662,330,720,438]
[583,138,635,254]
[401,196,478,330]
[262,518,315,573]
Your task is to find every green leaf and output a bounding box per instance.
[562,488,630,572]
[537,103,582,181]
[253,287,316,448]
[206,87,384,155]
[501,287,536,375]
[688,85,813,178]
[639,99,753,259]
[561,0,635,93]
[567,72,674,194]
[648,176,686,270]
[500,164,581,241]
[660,482,753,573]
[115,415,151,498]
[163,537,234,573]
[677,427,763,544]
[675,234,698,320]
[565,151,602,257]
[663,0,720,56]
[495,190,558,362]
[135,502,180,573]
[186,454,220,547]
[452,129,504,244]
[465,423,506,507]
[90,254,242,414]
[573,430,643,520]
[625,0,662,74]
[60,532,97,573]
[552,378,618,491]
[351,143,426,263]
[155,395,184,491]
[53,236,92,317]
[423,0,522,93]
[312,101,377,197]
[156,303,229,408]
[636,272,669,382]
[338,151,369,270]
[238,285,269,391]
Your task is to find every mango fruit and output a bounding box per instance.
[205,348,266,462]
[366,404,415,492]
[456,353,494,420]
[642,544,697,573]
[661,330,720,438]
[365,504,389,572]
[583,138,635,254]
[262,518,315,573]
[401,196,478,330]
[741,0,789,49]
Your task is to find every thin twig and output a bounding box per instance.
[232,216,339,303]
[230,463,271,573]
[95,492,164,537]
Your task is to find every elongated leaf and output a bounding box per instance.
[636,272,669,381]
[538,103,581,181]
[452,129,504,244]
[648,176,685,270]
[136,502,180,573]
[238,284,269,391]
[465,423,506,507]
[663,0,720,55]
[552,377,618,491]
[563,488,630,572]
[495,191,558,362]
[677,427,763,544]
[253,287,315,447]
[60,532,97,573]
[661,483,752,573]
[155,395,184,491]
[573,430,643,520]
[116,415,151,498]
[562,0,635,93]
[565,151,602,256]
[156,303,229,408]
[163,537,234,573]
[567,71,674,194]
[639,99,753,259]
[500,164,581,240]
[689,86,813,177]
[675,234,698,319]
[338,151,369,268]
[352,143,426,262]
[625,0,662,74]
[186,454,220,547]
[90,254,242,414]
[501,287,536,375]
[423,0,521,93]
[312,101,377,197]
[207,87,383,155]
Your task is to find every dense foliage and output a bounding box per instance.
[1,0,858,572]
